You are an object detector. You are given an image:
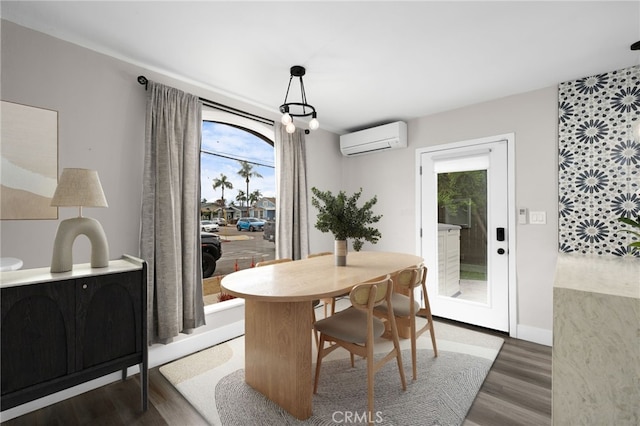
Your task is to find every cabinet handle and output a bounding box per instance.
[82,284,88,289]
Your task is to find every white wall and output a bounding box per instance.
[1,20,146,268]
[338,87,559,343]
[304,129,343,253]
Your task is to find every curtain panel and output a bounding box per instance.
[140,82,205,344]
[274,124,310,260]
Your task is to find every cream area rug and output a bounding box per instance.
[159,315,504,426]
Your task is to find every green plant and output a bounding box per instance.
[618,215,640,251]
[311,187,382,251]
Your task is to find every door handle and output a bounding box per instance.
[496,227,505,242]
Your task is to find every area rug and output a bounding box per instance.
[160,318,503,426]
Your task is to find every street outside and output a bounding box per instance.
[212,224,275,276]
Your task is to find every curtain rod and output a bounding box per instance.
[137,75,274,127]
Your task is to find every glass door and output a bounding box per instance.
[420,139,510,332]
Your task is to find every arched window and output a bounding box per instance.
[200,109,276,305]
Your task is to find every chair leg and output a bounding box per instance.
[312,309,319,349]
[421,293,438,357]
[419,313,438,358]
[366,339,375,425]
[410,316,418,381]
[313,335,326,394]
[388,314,407,391]
[321,297,337,318]
[429,319,438,357]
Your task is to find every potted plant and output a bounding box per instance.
[311,187,382,266]
[618,215,640,254]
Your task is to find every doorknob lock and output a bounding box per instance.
[497,248,506,255]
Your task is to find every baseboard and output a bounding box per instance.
[516,323,552,346]
[0,300,246,422]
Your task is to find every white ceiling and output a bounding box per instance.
[2,1,639,134]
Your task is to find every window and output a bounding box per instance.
[200,109,276,305]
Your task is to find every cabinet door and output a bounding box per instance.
[76,271,143,369]
[1,281,76,395]
[445,230,461,294]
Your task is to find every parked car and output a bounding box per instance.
[212,217,227,226]
[201,232,222,278]
[201,220,219,232]
[263,219,276,242]
[236,217,265,232]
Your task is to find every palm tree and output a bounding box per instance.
[237,161,263,210]
[235,190,247,207]
[248,189,262,207]
[212,173,233,205]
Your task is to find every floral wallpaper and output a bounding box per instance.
[558,65,640,256]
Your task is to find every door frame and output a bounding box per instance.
[415,133,517,337]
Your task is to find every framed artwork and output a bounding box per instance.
[1,101,58,220]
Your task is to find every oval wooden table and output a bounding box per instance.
[221,251,423,420]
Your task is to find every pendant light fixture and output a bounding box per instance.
[279,65,319,134]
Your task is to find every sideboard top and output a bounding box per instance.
[0,255,145,288]
[554,253,640,299]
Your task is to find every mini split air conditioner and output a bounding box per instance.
[340,121,407,156]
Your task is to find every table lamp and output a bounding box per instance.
[50,168,109,272]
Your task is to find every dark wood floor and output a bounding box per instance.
[464,330,552,425]
[2,323,551,426]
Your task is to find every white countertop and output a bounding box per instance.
[0,255,145,288]
[553,253,640,299]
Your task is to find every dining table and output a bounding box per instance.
[220,250,424,420]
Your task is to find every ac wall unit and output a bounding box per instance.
[340,121,407,157]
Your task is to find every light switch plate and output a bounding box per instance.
[529,211,547,225]
[518,207,527,224]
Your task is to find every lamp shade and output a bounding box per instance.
[51,168,108,208]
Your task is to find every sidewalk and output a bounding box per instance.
[219,234,252,242]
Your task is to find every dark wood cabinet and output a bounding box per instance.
[1,256,147,412]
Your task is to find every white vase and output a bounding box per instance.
[334,240,347,266]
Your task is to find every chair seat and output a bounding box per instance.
[375,293,420,317]
[314,307,385,343]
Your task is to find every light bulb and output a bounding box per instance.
[308,117,319,130]
[286,122,296,134]
[281,113,292,125]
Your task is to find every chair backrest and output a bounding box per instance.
[417,264,428,297]
[307,252,332,258]
[394,265,428,313]
[396,265,428,290]
[349,275,392,312]
[255,258,292,267]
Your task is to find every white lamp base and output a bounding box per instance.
[51,217,109,273]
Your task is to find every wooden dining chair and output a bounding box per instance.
[255,257,320,347]
[313,275,407,423]
[307,251,336,317]
[374,265,437,380]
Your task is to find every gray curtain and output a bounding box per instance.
[140,81,205,344]
[274,123,310,260]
